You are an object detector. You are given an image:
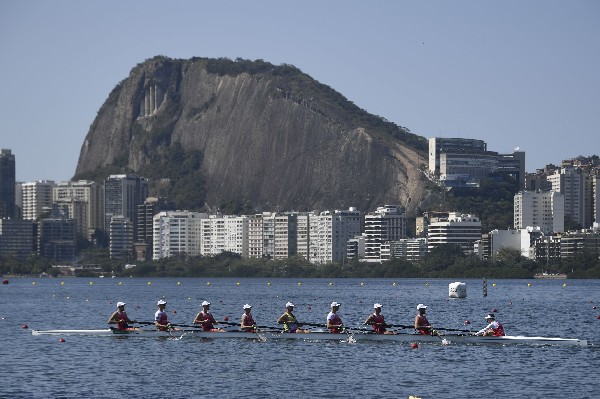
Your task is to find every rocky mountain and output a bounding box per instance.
[74,56,436,214]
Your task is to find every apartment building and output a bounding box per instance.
[152,211,205,260]
[21,180,55,220]
[109,215,133,261]
[0,218,34,259]
[364,205,407,262]
[53,180,104,240]
[381,238,428,262]
[104,174,148,237]
[547,166,592,229]
[514,190,564,234]
[427,212,481,254]
[0,149,16,218]
[308,209,361,263]
[200,214,248,257]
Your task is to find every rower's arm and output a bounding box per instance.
[277,314,287,324]
[192,313,203,324]
[107,312,118,324]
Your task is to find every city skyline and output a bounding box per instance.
[2,1,599,182]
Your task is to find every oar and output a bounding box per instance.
[130,321,156,326]
[436,326,472,333]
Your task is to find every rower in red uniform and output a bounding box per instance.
[364,303,394,334]
[155,300,171,331]
[414,304,436,335]
[327,302,344,333]
[240,304,256,332]
[108,302,134,331]
[475,313,505,336]
[193,301,224,332]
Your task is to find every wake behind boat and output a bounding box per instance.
[30,328,588,346]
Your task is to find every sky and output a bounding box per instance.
[1,1,599,183]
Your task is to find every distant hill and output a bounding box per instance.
[74,56,437,214]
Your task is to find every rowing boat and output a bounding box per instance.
[30,328,588,346]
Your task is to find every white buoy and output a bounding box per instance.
[449,282,467,298]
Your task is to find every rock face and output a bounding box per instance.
[75,57,432,214]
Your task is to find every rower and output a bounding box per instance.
[155,300,171,331]
[107,301,134,331]
[193,301,224,332]
[240,304,256,332]
[414,304,436,335]
[277,302,306,333]
[364,303,393,334]
[327,302,344,333]
[475,313,505,336]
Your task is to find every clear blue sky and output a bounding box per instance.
[1,0,599,183]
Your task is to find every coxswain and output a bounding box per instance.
[108,302,134,331]
[364,303,393,334]
[240,304,256,332]
[277,302,307,333]
[155,300,171,331]
[475,313,505,336]
[193,301,224,332]
[414,304,436,335]
[327,302,344,333]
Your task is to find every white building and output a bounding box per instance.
[364,205,406,262]
[21,180,55,220]
[514,190,564,234]
[200,214,248,257]
[152,211,205,260]
[53,180,104,240]
[427,212,481,254]
[309,208,362,264]
[547,166,592,229]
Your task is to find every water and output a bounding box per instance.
[2,277,599,398]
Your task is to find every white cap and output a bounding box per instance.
[416,304,427,310]
[331,301,341,307]
[116,302,126,307]
[243,304,252,309]
[157,300,167,306]
[286,302,295,308]
[485,313,495,319]
[202,301,211,306]
[374,303,382,309]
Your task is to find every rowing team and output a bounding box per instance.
[108,300,505,337]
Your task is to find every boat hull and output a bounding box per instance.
[30,329,588,346]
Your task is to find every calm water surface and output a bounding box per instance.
[2,277,599,398]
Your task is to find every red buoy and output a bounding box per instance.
[2,279,8,285]
[492,308,498,313]
[59,338,65,342]
[172,310,177,314]
[593,306,597,310]
[223,316,229,321]
[464,320,471,325]
[410,342,419,349]
[596,315,600,320]
[21,324,28,329]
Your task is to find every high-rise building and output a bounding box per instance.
[547,166,592,229]
[53,180,104,240]
[152,211,205,260]
[0,218,34,259]
[309,208,362,263]
[200,214,248,257]
[364,205,407,262]
[21,180,55,220]
[514,191,564,234]
[0,149,16,218]
[427,212,481,254]
[37,217,76,262]
[104,175,148,238]
[109,215,133,261]
[135,197,174,259]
